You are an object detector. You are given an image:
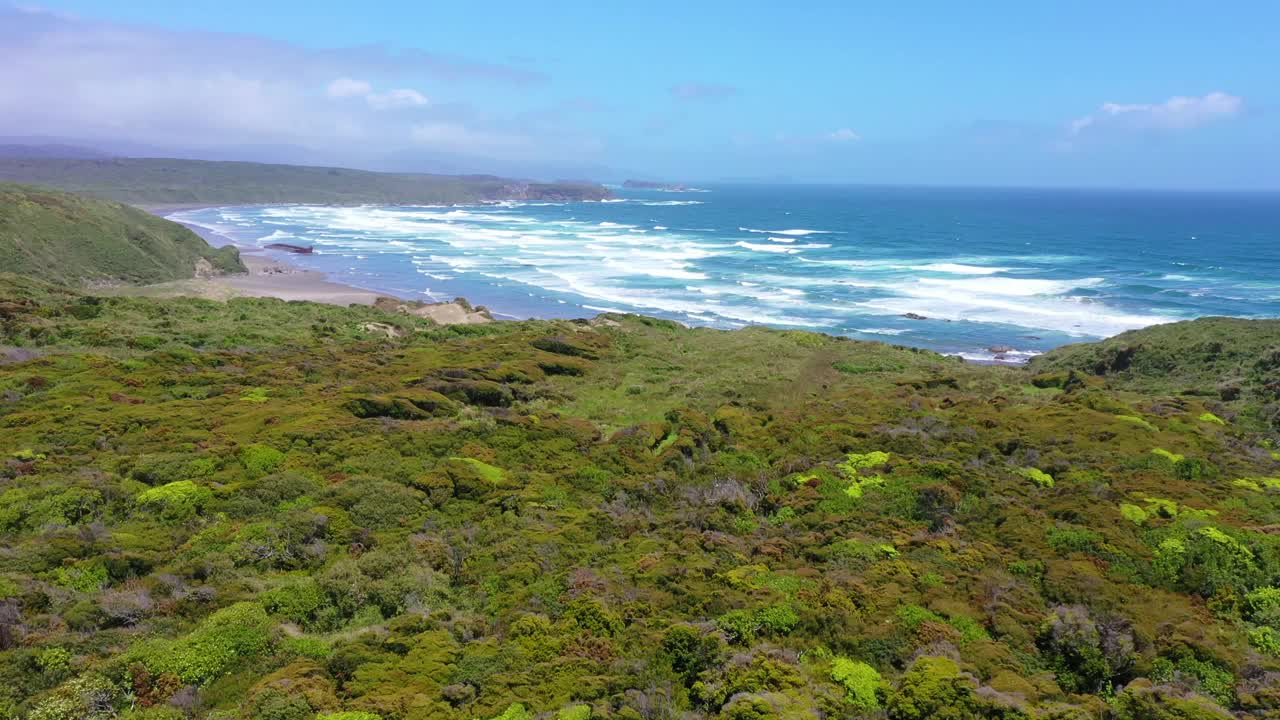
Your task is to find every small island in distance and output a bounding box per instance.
[622,178,702,192]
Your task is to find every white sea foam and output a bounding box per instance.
[913,263,1010,275]
[199,203,1183,342]
[735,241,800,254]
[740,227,835,236]
[257,229,296,243]
[855,328,910,336]
[946,349,1042,364]
[856,275,1171,337]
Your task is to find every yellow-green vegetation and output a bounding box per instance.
[1116,414,1157,431]
[1018,466,1055,488]
[2,271,1280,720]
[830,657,882,710]
[0,183,244,284]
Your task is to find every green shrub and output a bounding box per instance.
[316,713,382,720]
[896,604,944,632]
[1119,503,1149,523]
[448,457,507,484]
[135,480,212,522]
[1156,526,1261,597]
[27,674,121,720]
[37,647,73,673]
[261,577,327,624]
[716,609,760,644]
[886,656,980,720]
[838,451,891,478]
[831,657,882,710]
[1112,679,1231,720]
[50,561,108,593]
[557,705,591,720]
[1248,626,1280,657]
[135,602,274,684]
[662,626,719,684]
[242,444,286,477]
[756,603,800,635]
[1115,415,1156,431]
[1244,586,1280,627]
[280,636,332,660]
[1019,467,1055,488]
[484,704,532,720]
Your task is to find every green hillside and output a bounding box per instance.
[0,158,610,205]
[1,273,1278,720]
[1031,317,1280,431]
[0,184,245,285]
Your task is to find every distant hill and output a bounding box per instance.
[622,178,691,191]
[1030,316,1280,429]
[0,157,611,206]
[0,183,245,285]
[0,143,110,159]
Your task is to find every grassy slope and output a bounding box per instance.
[0,184,245,285]
[1,275,1279,720]
[0,157,610,205]
[1031,317,1280,430]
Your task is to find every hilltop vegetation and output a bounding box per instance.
[0,158,610,205]
[1031,317,1280,432]
[0,184,244,285]
[1,271,1279,720]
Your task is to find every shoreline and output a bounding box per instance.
[146,204,1033,365]
[127,207,492,323]
[150,206,392,305]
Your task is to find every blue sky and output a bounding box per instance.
[4,1,1278,189]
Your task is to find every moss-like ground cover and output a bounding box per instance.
[1,272,1279,720]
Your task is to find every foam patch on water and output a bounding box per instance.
[735,241,800,254]
[740,227,835,236]
[855,327,910,336]
[856,276,1173,337]
[913,262,1011,275]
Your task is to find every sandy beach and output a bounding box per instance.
[117,208,493,324]
[105,253,386,305]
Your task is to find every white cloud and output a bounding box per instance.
[826,128,861,142]
[327,78,428,110]
[0,7,562,159]
[1070,91,1243,134]
[326,77,372,98]
[367,88,429,110]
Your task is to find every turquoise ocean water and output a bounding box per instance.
[172,184,1280,362]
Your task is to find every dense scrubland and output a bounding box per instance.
[1,268,1279,720]
[0,185,245,285]
[0,159,610,205]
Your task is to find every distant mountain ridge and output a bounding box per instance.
[0,183,245,285]
[0,143,110,159]
[0,157,612,206]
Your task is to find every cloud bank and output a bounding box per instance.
[0,6,593,164]
[1070,91,1243,135]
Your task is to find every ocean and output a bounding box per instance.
[171,184,1280,362]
